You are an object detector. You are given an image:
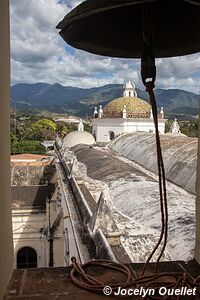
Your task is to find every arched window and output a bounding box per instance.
[17,247,37,269]
[109,131,115,140]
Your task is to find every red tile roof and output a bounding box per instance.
[11,153,49,161]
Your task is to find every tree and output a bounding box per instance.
[11,140,46,155]
[30,118,57,140]
[56,122,77,138]
[180,121,198,137]
[33,118,57,131]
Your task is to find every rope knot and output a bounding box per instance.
[71,256,77,264]
[145,81,155,92]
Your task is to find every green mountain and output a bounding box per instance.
[11,83,199,118]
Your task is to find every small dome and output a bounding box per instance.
[104,97,150,114]
[63,131,95,148]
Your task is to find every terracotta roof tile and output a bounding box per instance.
[11,153,49,161]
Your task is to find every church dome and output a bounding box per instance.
[103,96,151,114]
[63,131,95,148]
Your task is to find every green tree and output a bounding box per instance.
[30,118,57,140]
[11,140,46,155]
[33,118,57,131]
[180,121,198,137]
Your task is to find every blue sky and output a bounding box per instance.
[10,0,200,93]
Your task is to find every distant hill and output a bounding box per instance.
[11,83,199,118]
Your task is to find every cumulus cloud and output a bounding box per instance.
[155,55,200,92]
[10,0,200,93]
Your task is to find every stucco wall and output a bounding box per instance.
[92,118,166,142]
[12,212,47,268]
[109,132,197,194]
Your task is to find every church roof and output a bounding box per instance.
[103,96,151,114]
[11,184,55,210]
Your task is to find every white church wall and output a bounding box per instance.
[92,118,166,142]
[92,119,124,142]
[12,185,66,269]
[12,211,47,268]
[124,119,166,134]
[158,121,166,134]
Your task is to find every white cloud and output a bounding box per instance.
[156,55,200,78]
[10,0,200,93]
[155,55,200,92]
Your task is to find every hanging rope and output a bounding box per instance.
[142,81,168,275]
[69,83,200,299]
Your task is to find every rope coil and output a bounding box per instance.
[70,258,200,299]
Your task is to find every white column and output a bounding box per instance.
[122,105,127,118]
[0,1,14,299]
[98,105,103,118]
[150,107,153,119]
[195,112,200,263]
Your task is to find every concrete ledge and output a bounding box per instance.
[93,229,117,261]
[4,260,200,299]
[69,176,93,224]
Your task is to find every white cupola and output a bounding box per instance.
[123,80,137,98]
[78,119,84,131]
[170,118,181,134]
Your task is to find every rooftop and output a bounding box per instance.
[11,184,55,210]
[71,143,195,262]
[11,154,50,162]
[4,260,200,299]
[11,164,56,186]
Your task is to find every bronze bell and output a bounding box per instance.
[56,0,200,59]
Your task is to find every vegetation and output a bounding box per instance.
[180,121,198,137]
[10,113,92,154]
[165,119,198,137]
[11,139,46,155]
[11,110,198,155]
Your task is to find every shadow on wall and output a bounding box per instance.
[11,162,64,269]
